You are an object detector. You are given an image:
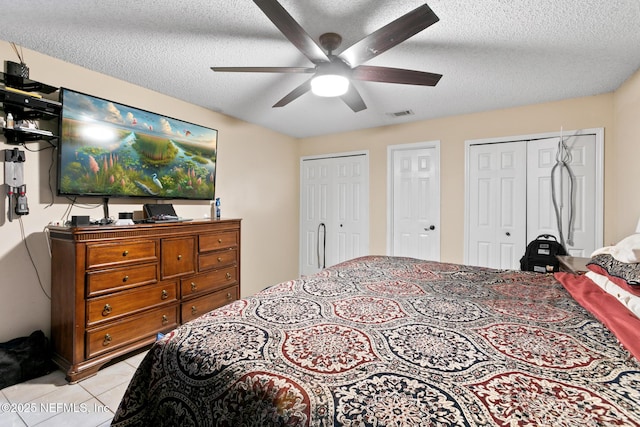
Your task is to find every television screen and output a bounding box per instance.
[57,88,217,200]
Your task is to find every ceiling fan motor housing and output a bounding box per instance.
[319,32,343,55]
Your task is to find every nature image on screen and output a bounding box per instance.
[58,89,217,200]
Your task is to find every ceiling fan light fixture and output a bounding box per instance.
[311,74,349,97]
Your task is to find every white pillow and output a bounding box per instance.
[591,234,640,263]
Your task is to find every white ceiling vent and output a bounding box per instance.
[387,110,415,118]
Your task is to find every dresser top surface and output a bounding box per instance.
[48,218,241,242]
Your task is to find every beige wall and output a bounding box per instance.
[613,68,640,239]
[2,41,639,343]
[299,93,622,263]
[0,44,300,341]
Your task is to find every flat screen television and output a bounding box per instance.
[57,88,217,200]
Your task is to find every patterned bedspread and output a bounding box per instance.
[112,256,640,426]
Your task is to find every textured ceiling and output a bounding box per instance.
[0,0,639,138]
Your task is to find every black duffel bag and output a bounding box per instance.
[0,330,55,389]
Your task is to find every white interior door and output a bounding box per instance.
[388,143,440,260]
[300,153,369,276]
[467,141,527,269]
[527,133,600,256]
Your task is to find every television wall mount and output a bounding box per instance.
[3,147,28,221]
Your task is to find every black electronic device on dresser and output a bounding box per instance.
[142,204,192,223]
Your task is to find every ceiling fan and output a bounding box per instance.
[211,0,442,112]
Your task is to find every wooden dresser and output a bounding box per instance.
[49,219,241,382]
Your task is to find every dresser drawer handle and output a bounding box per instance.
[122,250,129,257]
[103,333,112,346]
[177,254,182,260]
[191,282,197,291]
[226,272,232,280]
[218,238,223,243]
[102,304,112,316]
[226,292,232,300]
[162,315,168,325]
[161,289,168,300]
[122,275,129,282]
[217,257,223,262]
[191,306,197,315]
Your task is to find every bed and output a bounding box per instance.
[111,256,640,426]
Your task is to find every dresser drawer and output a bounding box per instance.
[86,305,178,358]
[87,263,158,296]
[181,285,239,323]
[199,231,238,252]
[161,237,196,279]
[199,248,238,272]
[86,240,157,270]
[86,281,178,326]
[181,266,237,298]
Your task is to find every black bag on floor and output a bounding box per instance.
[0,330,55,389]
[520,234,567,273]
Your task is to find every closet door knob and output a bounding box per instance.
[506,232,511,236]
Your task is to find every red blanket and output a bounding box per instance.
[555,271,640,360]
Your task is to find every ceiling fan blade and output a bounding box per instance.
[339,4,439,67]
[211,66,315,74]
[340,84,367,112]
[254,0,329,64]
[273,78,312,107]
[351,65,442,86]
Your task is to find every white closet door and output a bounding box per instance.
[468,142,527,269]
[300,153,369,276]
[330,156,369,267]
[527,134,599,256]
[300,159,330,276]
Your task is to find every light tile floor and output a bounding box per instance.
[0,350,146,426]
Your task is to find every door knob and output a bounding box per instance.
[424,225,436,231]
[506,232,511,236]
